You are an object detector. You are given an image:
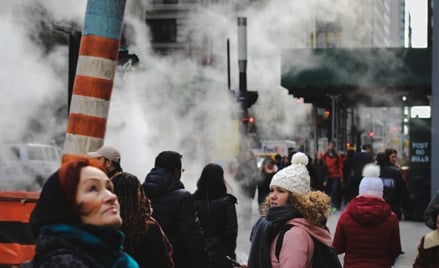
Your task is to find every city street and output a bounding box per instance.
[235,201,430,267]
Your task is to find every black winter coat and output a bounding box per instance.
[143,168,208,268]
[193,192,238,268]
[380,164,412,219]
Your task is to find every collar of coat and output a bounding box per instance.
[424,230,439,249]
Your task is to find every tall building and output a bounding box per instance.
[314,0,405,48]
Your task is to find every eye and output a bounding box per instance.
[89,185,98,192]
[269,188,274,193]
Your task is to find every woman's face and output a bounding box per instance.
[269,186,290,207]
[75,166,122,228]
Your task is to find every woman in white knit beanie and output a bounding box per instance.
[332,163,402,268]
[247,152,335,268]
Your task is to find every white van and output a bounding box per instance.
[0,143,62,191]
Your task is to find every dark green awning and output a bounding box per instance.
[281,47,431,106]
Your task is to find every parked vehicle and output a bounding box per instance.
[0,143,62,191]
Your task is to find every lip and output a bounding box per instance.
[104,206,118,214]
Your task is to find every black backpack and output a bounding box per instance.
[275,224,342,268]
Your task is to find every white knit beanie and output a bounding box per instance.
[359,163,383,197]
[269,152,310,195]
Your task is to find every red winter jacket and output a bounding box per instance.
[332,195,402,268]
[322,151,343,180]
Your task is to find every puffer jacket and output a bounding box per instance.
[193,192,238,268]
[143,167,208,268]
[332,196,402,268]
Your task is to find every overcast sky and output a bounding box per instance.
[406,0,427,47]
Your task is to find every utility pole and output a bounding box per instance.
[63,0,127,162]
[237,17,248,153]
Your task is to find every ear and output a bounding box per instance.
[105,159,112,168]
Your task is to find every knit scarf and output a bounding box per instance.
[247,205,302,268]
[37,224,139,267]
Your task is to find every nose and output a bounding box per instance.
[104,189,117,203]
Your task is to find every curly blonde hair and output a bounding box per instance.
[261,190,330,227]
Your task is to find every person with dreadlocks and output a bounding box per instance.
[112,175,174,268]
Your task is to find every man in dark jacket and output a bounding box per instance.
[349,144,374,200]
[143,151,208,268]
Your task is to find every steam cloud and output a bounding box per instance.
[0,1,407,189]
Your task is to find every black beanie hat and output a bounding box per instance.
[29,171,80,236]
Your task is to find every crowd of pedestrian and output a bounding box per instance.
[19,142,435,267]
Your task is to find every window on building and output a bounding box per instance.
[146,19,177,42]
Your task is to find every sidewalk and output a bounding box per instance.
[235,202,430,267]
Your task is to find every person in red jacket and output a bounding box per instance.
[322,140,344,211]
[332,163,402,268]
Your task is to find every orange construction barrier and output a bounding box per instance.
[0,191,39,265]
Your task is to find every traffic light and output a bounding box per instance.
[245,90,259,109]
[369,131,374,138]
[241,116,257,133]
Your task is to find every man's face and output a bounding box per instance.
[328,142,335,151]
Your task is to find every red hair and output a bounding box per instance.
[58,155,106,206]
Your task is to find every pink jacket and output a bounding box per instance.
[270,218,332,268]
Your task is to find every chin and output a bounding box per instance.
[101,216,123,229]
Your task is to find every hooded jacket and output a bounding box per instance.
[271,218,332,268]
[332,196,402,268]
[143,167,208,268]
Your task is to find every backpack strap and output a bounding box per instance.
[275,224,293,261]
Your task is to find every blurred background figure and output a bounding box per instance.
[192,163,238,268]
[113,175,174,268]
[234,150,259,227]
[257,157,278,212]
[377,148,412,220]
[312,151,328,191]
[349,144,373,202]
[322,140,344,211]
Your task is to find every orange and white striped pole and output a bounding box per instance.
[63,0,126,162]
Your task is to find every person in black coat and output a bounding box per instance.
[349,144,374,200]
[193,163,239,268]
[257,157,278,211]
[377,149,412,220]
[143,151,208,268]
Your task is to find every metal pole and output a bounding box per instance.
[227,39,231,91]
[237,17,248,153]
[431,0,439,197]
[331,95,336,143]
[63,0,126,162]
[238,17,248,113]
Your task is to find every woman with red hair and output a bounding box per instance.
[25,156,139,267]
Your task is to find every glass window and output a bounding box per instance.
[146,19,177,43]
[28,146,44,161]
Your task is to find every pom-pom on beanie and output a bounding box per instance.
[269,152,310,195]
[359,163,383,197]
